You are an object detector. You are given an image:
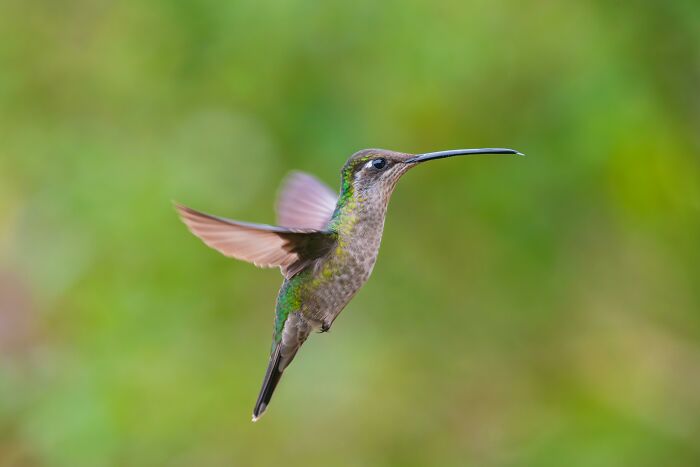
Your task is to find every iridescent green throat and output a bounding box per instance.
[328,155,374,231]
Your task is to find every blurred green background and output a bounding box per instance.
[1,0,700,465]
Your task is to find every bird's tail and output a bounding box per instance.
[252,344,286,422]
[253,313,309,422]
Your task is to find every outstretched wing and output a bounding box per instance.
[176,204,336,278]
[276,171,338,230]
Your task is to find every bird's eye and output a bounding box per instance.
[371,158,387,170]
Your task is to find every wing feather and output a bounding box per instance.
[176,204,336,278]
[276,171,338,230]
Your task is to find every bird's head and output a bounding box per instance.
[339,147,524,204]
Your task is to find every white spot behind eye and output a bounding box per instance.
[364,160,375,170]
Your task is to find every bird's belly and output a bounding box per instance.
[301,251,379,328]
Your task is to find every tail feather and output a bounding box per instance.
[252,345,285,422]
[252,312,310,422]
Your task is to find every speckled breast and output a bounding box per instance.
[300,206,388,328]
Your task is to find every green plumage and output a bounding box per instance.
[273,271,304,347]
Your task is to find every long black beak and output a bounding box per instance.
[405,148,524,164]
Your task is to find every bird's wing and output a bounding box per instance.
[177,204,336,278]
[276,171,338,230]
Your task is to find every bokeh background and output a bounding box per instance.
[1,0,700,465]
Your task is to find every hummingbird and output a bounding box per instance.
[176,147,523,421]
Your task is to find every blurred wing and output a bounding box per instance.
[177,204,336,278]
[276,171,338,229]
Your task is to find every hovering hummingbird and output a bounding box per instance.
[176,147,523,421]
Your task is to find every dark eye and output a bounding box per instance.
[371,158,387,170]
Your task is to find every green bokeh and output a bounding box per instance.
[1,0,699,466]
